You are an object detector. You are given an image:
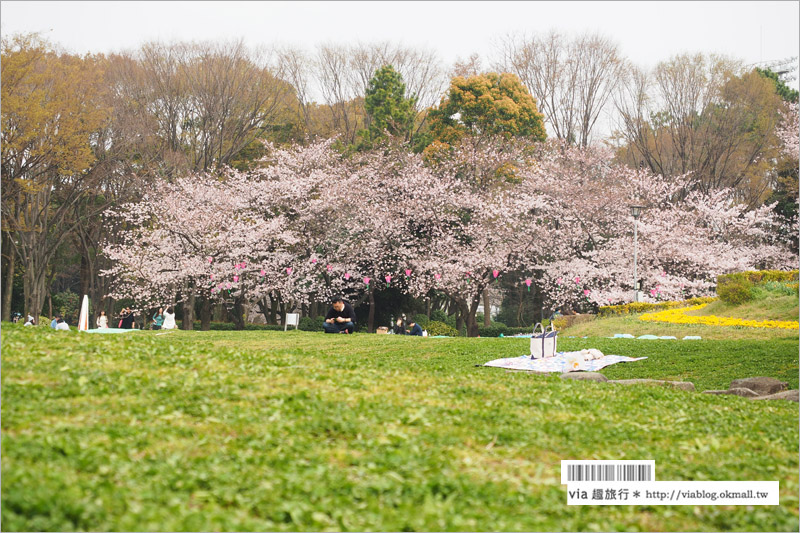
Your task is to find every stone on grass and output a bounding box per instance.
[729,377,787,396]
[609,379,695,392]
[560,372,608,382]
[751,390,799,402]
[723,387,761,398]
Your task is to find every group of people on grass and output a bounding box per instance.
[323,296,422,335]
[18,296,413,334]
[88,306,177,330]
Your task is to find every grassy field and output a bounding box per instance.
[2,323,798,531]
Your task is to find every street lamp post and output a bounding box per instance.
[631,205,645,302]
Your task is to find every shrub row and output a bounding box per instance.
[717,269,799,285]
[598,297,718,318]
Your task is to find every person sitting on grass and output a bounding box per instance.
[407,320,423,336]
[162,307,177,330]
[323,296,356,334]
[151,308,164,330]
[55,318,70,331]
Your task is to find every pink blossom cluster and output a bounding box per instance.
[101,136,797,317]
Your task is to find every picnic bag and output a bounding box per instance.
[530,322,558,359]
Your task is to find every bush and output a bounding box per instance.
[717,269,799,285]
[52,290,80,322]
[598,297,718,317]
[717,279,754,304]
[429,309,448,323]
[425,321,459,337]
[298,316,325,332]
[477,321,510,337]
[477,324,508,337]
[413,314,430,327]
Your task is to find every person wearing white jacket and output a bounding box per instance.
[162,307,177,329]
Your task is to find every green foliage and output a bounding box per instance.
[716,270,800,304]
[756,67,799,103]
[424,320,459,337]
[717,269,799,285]
[476,323,508,337]
[425,72,547,148]
[51,290,80,322]
[716,279,755,304]
[1,325,798,531]
[429,309,448,323]
[298,316,325,331]
[598,297,719,317]
[412,314,429,327]
[357,65,417,150]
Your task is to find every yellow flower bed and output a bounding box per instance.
[640,304,800,330]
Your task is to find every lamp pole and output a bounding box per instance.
[631,205,644,302]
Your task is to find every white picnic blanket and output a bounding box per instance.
[483,352,647,373]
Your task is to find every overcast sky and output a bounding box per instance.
[1,0,798,138]
[2,1,797,69]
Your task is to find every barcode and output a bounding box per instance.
[561,461,655,484]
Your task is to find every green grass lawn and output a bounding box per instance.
[2,324,798,531]
[687,295,799,322]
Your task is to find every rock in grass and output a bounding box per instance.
[609,379,695,392]
[751,390,799,402]
[703,388,762,398]
[729,377,787,396]
[724,387,762,398]
[560,372,608,382]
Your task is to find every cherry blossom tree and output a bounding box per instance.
[530,141,796,309]
[103,136,797,333]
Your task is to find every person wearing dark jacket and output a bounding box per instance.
[323,296,356,334]
[407,321,423,336]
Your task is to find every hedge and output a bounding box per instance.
[597,297,717,318]
[717,269,799,285]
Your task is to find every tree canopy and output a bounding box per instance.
[357,65,417,148]
[425,72,547,147]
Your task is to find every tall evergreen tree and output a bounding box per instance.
[357,65,417,149]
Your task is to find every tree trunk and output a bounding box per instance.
[483,288,491,326]
[200,295,211,331]
[463,293,482,337]
[367,287,375,333]
[2,236,14,322]
[310,300,318,319]
[181,285,195,330]
[455,305,463,334]
[232,295,245,330]
[269,293,278,324]
[22,261,48,322]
